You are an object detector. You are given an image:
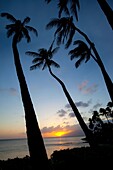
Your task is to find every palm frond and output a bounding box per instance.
[22,28,31,42]
[38,48,47,55]
[23,17,30,25]
[25,26,38,36]
[17,32,23,42]
[26,51,40,57]
[69,40,91,68]
[51,47,60,55]
[42,62,47,70]
[65,27,75,48]
[45,0,51,3]
[1,12,16,23]
[46,18,60,30]
[59,5,70,18]
[30,61,43,70]
[58,0,70,18]
[6,24,15,29]
[7,29,14,38]
[32,58,43,64]
[50,60,60,68]
[75,55,86,68]
[70,0,80,21]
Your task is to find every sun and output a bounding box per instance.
[55,131,67,137]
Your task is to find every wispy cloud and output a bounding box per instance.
[78,80,88,91]
[0,87,18,96]
[78,80,98,94]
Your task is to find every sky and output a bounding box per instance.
[0,0,113,139]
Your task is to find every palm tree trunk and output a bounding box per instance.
[75,26,113,103]
[12,35,50,170]
[97,0,113,30]
[48,66,96,147]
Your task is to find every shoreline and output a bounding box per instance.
[0,145,113,169]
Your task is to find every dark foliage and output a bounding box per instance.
[88,101,113,145]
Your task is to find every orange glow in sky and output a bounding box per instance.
[55,131,67,137]
[43,130,71,138]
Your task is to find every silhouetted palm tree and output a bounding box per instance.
[97,0,113,30]
[45,0,80,20]
[26,41,96,147]
[45,0,113,30]
[46,16,113,103]
[1,12,50,170]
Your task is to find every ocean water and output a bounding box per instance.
[0,136,89,160]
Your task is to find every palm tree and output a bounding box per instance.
[46,16,113,103]
[45,0,80,20]
[97,0,113,30]
[1,12,50,170]
[26,41,96,147]
[45,0,113,30]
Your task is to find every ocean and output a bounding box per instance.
[0,136,89,160]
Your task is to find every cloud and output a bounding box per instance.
[84,84,98,94]
[93,102,102,110]
[65,103,70,109]
[0,87,18,96]
[65,99,92,109]
[78,80,88,91]
[57,109,67,117]
[88,101,103,114]
[41,124,85,137]
[78,80,98,94]
[76,99,92,107]
[69,112,75,118]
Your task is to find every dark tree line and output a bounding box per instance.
[88,101,113,144]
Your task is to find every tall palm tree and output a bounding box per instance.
[97,0,113,30]
[1,13,50,170]
[46,16,113,103]
[45,0,80,20]
[26,42,96,147]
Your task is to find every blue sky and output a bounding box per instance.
[0,0,113,139]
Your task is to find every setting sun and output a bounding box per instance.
[55,131,66,137]
[42,130,72,138]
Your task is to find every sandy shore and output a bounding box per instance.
[0,145,113,169]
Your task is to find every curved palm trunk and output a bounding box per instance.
[97,0,113,30]
[48,66,96,147]
[75,26,113,103]
[12,35,50,170]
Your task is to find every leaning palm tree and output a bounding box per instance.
[46,16,113,103]
[45,0,113,30]
[1,12,50,170]
[26,41,96,147]
[97,0,113,30]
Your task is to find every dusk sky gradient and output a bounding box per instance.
[0,0,113,139]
